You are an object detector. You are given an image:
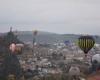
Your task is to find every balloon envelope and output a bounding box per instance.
[92,54,100,63]
[78,35,95,54]
[64,40,70,46]
[33,30,38,36]
[9,43,16,52]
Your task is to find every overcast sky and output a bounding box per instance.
[0,0,100,35]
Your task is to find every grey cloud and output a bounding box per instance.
[0,0,100,35]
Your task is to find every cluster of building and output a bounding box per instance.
[17,42,100,77]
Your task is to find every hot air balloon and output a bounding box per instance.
[78,35,95,56]
[9,43,24,55]
[33,30,38,44]
[9,43,16,52]
[33,30,38,36]
[32,30,38,54]
[92,54,100,63]
[64,40,70,46]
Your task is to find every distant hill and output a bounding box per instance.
[17,31,62,44]
[15,31,100,44]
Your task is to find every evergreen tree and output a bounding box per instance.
[4,31,22,47]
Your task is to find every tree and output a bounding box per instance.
[4,31,22,46]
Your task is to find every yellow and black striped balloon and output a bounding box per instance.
[78,36,95,54]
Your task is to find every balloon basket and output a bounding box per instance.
[83,54,88,62]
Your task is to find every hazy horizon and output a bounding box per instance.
[0,0,100,35]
